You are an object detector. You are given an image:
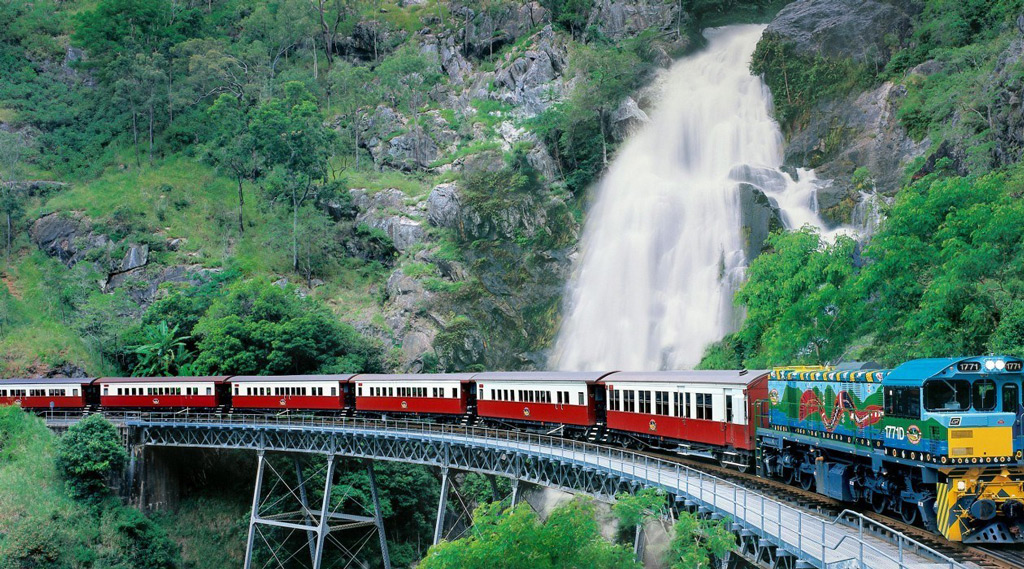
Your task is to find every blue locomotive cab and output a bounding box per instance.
[892,356,1024,543]
[884,356,1024,465]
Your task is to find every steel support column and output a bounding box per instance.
[243,450,266,569]
[366,463,392,569]
[311,455,336,568]
[510,477,520,508]
[294,457,317,564]
[434,466,451,545]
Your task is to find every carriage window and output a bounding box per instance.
[924,380,971,412]
[726,395,734,423]
[206,387,212,396]
[974,379,996,411]
[696,393,713,420]
[624,390,635,412]
[331,387,337,396]
[884,387,921,419]
[685,393,691,418]
[578,392,585,405]
[638,390,651,414]
[673,392,680,417]
[1003,383,1019,413]
[452,388,458,398]
[656,391,669,415]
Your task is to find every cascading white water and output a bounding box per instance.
[551,24,835,371]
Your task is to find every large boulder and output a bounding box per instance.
[30,213,87,265]
[382,130,439,171]
[427,182,461,229]
[765,0,916,64]
[737,183,785,261]
[610,96,650,141]
[351,188,426,252]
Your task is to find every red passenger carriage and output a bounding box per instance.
[230,375,352,410]
[0,378,91,409]
[354,373,473,416]
[475,371,609,428]
[98,376,230,409]
[600,370,768,465]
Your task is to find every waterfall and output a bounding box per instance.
[551,24,835,371]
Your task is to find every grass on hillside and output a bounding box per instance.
[0,252,115,376]
[0,407,93,564]
[34,154,292,275]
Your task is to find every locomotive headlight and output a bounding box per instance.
[957,481,966,492]
[986,359,997,371]
[997,359,1006,370]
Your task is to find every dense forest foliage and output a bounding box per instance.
[703,0,1024,369]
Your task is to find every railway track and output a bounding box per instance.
[633,449,1023,569]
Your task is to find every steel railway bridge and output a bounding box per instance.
[46,412,965,569]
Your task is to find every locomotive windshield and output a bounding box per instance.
[973,379,996,411]
[924,379,971,411]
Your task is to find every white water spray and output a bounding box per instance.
[551,24,836,371]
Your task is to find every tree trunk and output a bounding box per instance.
[292,188,299,271]
[313,34,319,79]
[148,105,155,164]
[237,177,245,235]
[354,115,360,169]
[132,112,140,168]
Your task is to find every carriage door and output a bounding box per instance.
[725,392,735,446]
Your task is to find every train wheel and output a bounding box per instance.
[866,489,887,514]
[782,468,795,485]
[799,471,814,491]
[900,501,918,525]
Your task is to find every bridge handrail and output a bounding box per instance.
[44,410,964,569]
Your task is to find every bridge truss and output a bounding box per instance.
[60,412,967,569]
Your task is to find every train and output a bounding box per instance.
[3,355,1023,544]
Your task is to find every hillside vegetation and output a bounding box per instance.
[0,0,783,376]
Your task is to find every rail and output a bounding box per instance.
[44,411,966,569]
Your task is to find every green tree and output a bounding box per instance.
[420,498,640,569]
[665,511,736,569]
[191,279,380,375]
[567,43,643,167]
[55,414,129,502]
[250,82,335,272]
[734,228,863,367]
[327,61,377,168]
[612,488,667,529]
[204,94,259,234]
[97,506,181,569]
[131,320,195,376]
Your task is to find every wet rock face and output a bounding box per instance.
[737,182,785,261]
[351,188,426,252]
[587,0,682,41]
[765,0,916,64]
[784,81,928,225]
[610,96,650,141]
